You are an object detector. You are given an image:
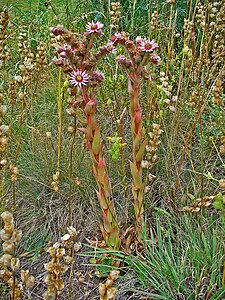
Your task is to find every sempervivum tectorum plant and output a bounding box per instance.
[111,33,160,238]
[50,22,120,250]
[0,211,35,299]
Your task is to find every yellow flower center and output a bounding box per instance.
[91,24,97,30]
[145,43,152,50]
[76,75,83,82]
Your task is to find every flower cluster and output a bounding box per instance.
[50,22,114,92]
[112,34,160,79]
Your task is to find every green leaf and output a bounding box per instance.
[212,193,224,210]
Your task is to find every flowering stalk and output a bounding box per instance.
[82,97,120,249]
[113,34,160,237]
[50,23,120,249]
[0,212,35,299]
[43,226,81,300]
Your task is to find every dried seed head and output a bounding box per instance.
[64,255,73,264]
[11,257,20,271]
[0,124,9,134]
[0,105,7,116]
[0,253,12,267]
[66,107,76,116]
[46,131,52,138]
[219,179,225,189]
[0,269,12,282]
[0,229,11,241]
[14,75,23,82]
[109,270,120,281]
[2,241,15,254]
[98,283,106,296]
[61,234,70,242]
[67,126,75,134]
[74,242,82,252]
[1,211,13,223]
[107,287,118,299]
[220,145,225,154]
[12,230,22,243]
[67,226,77,237]
[105,278,114,288]
[0,159,7,168]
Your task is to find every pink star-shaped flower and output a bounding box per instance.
[69,70,89,88]
[86,21,104,35]
[139,39,157,52]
